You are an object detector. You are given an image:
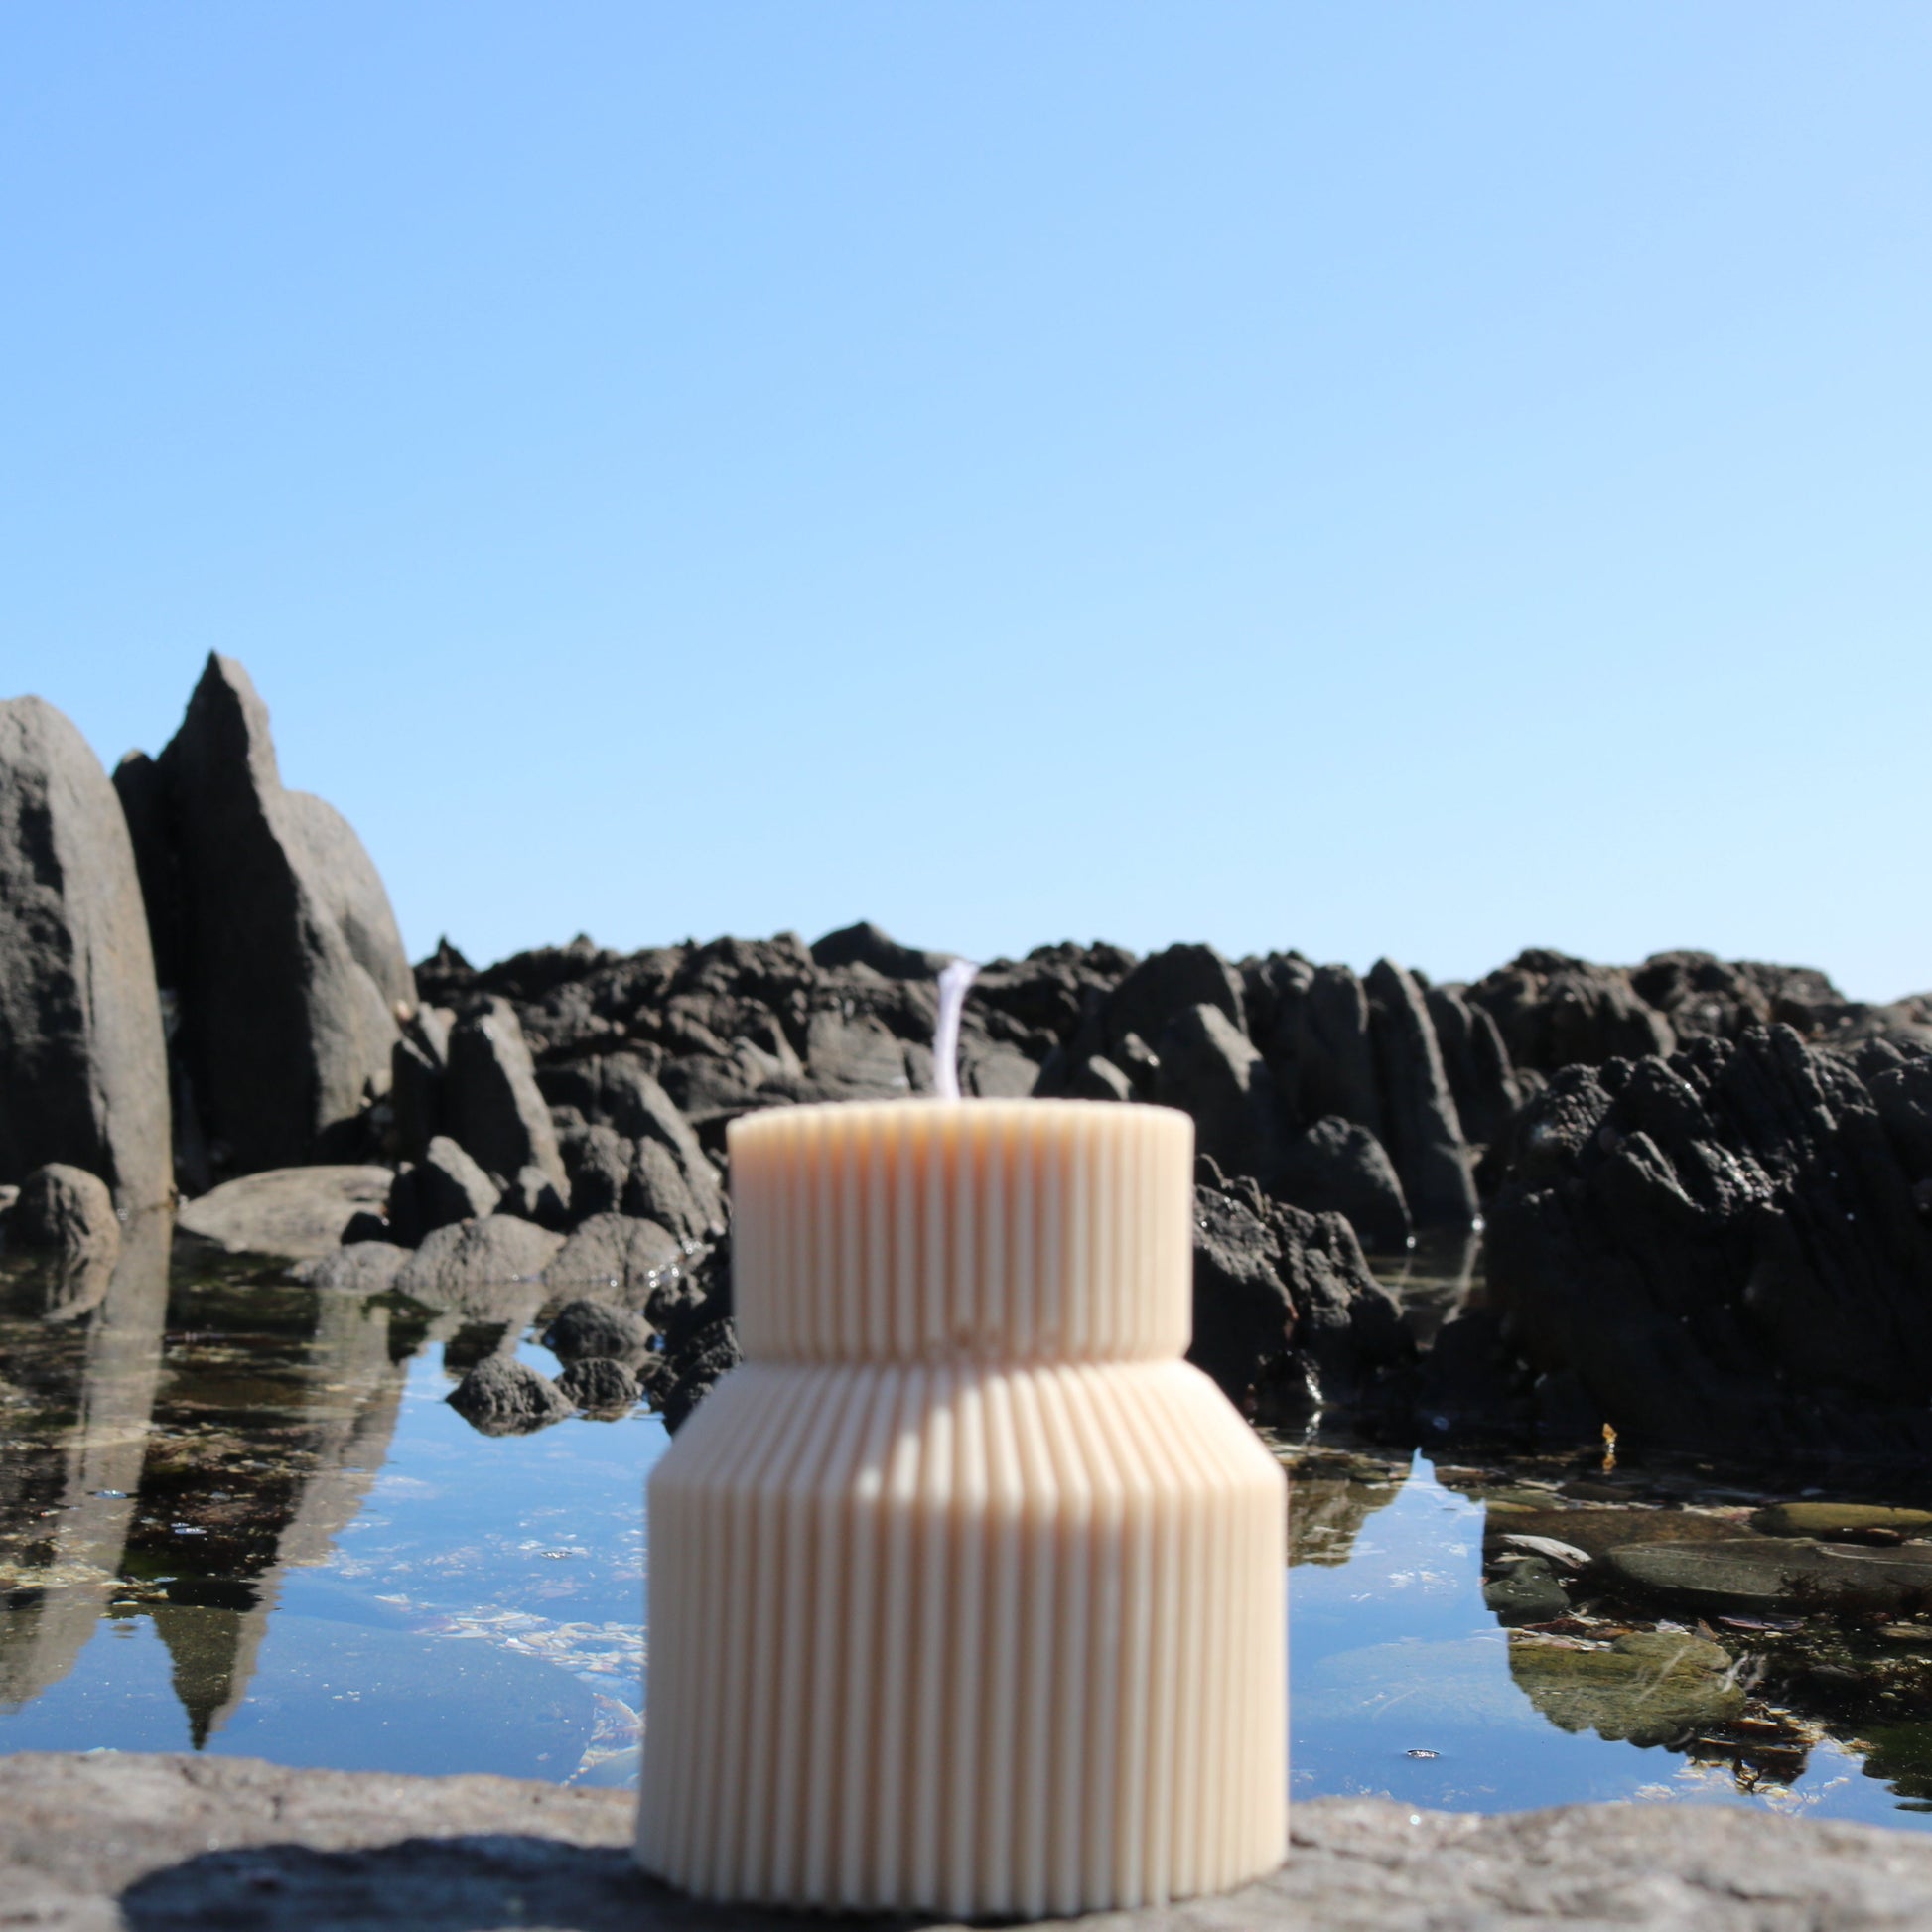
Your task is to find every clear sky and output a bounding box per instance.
[4,5,1927,998]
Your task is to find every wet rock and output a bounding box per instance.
[444,999,566,1193]
[556,1355,641,1414]
[1754,1503,1932,1542]
[541,1297,653,1364]
[1605,1536,1932,1616]
[447,1356,571,1434]
[392,1215,564,1300]
[386,1136,500,1246]
[8,1164,119,1263]
[1482,1557,1573,1625]
[1365,959,1478,1230]
[1188,1164,1411,1426]
[176,1166,396,1260]
[1467,948,1675,1076]
[290,1241,412,1294]
[149,654,413,1172]
[546,1213,682,1293]
[1154,1003,1288,1186]
[0,696,172,1207]
[1508,1630,1744,1746]
[1485,1028,1932,1456]
[1274,1117,1411,1255]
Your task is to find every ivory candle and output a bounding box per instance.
[635,1099,1287,1917]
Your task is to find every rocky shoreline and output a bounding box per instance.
[6,1748,1932,1929]
[3,655,1931,1464]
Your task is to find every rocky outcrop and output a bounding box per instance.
[444,999,566,1191]
[385,1136,500,1245]
[1480,1027,1932,1455]
[1152,1003,1287,1186]
[1274,1117,1411,1255]
[138,656,414,1173]
[0,696,171,1208]
[1467,949,1676,1075]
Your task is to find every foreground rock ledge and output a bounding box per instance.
[6,1754,1932,1930]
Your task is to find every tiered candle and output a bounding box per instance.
[635,1098,1287,1917]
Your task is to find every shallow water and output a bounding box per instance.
[3,1224,1931,1825]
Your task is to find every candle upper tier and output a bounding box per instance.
[728,1099,1194,1364]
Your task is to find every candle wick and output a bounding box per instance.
[933,957,980,1101]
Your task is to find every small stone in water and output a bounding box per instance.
[1405,1748,1440,1759]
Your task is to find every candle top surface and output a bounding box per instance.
[728,1098,1195,1365]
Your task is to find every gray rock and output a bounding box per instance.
[804,1007,914,1096]
[556,1355,641,1413]
[8,1164,119,1262]
[1423,981,1521,1150]
[1273,963,1384,1139]
[620,1137,709,1243]
[559,1121,631,1219]
[387,1135,500,1245]
[499,1163,571,1230]
[808,919,948,978]
[1605,1534,1932,1615]
[1104,942,1246,1061]
[546,1213,682,1294]
[1274,1116,1412,1255]
[538,1056,724,1231]
[1365,958,1479,1229]
[150,655,413,1170]
[0,696,172,1208]
[1067,1053,1135,1102]
[1468,947,1676,1075]
[542,1297,653,1363]
[1154,1003,1287,1186]
[447,1357,571,1435]
[444,998,566,1191]
[392,1215,564,1302]
[289,1240,412,1294]
[9,1750,1932,1929]
[1481,1556,1572,1624]
[176,1166,396,1260]
[390,1006,454,1162]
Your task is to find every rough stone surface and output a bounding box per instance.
[546,1212,683,1292]
[175,1166,396,1260]
[447,1357,571,1435]
[289,1240,411,1294]
[444,998,566,1191]
[1153,1003,1286,1187]
[1365,957,1479,1229]
[1468,947,1676,1075]
[0,695,172,1208]
[9,1164,120,1263]
[556,1355,642,1413]
[542,1296,653,1363]
[1273,1116,1412,1255]
[392,1215,565,1300]
[386,1135,500,1245]
[149,655,413,1173]
[5,1752,1932,1929]
[1104,942,1246,1062]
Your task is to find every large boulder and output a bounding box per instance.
[1274,1117,1412,1255]
[0,697,171,1208]
[1153,1003,1287,1185]
[1103,943,1245,1062]
[8,1163,120,1263]
[447,1357,571,1435]
[546,1212,683,1294]
[392,1215,565,1303]
[386,1135,501,1245]
[1485,1028,1932,1455]
[443,999,566,1192]
[175,1165,395,1260]
[142,655,414,1172]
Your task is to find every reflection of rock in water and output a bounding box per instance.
[1507,1629,1745,1747]
[1286,1451,1410,1567]
[127,1275,421,1743]
[0,1205,172,1707]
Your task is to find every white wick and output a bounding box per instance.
[933,957,980,1101]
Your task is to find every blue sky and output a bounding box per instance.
[4,5,1927,998]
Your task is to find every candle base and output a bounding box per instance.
[636,1356,1287,1917]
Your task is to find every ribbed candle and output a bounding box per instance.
[636,1100,1287,1917]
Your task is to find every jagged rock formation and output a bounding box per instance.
[0,696,171,1208]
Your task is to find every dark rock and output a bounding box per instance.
[444,999,566,1192]
[392,1215,565,1301]
[176,1165,396,1260]
[1188,1164,1412,1426]
[1423,983,1520,1151]
[1104,943,1245,1062]
[290,1241,411,1294]
[621,1137,710,1243]
[1067,1054,1135,1102]
[1467,949,1675,1076]
[542,1297,653,1364]
[1154,1004,1288,1186]
[390,1007,454,1162]
[804,1008,915,1097]
[559,1122,631,1220]
[149,655,413,1172]
[0,697,172,1207]
[1272,963,1384,1140]
[9,1163,119,1262]
[546,1213,682,1293]
[655,1313,741,1433]
[557,1355,641,1413]
[1365,959,1478,1230]
[808,920,947,979]
[1482,1558,1573,1626]
[1508,1631,1743,1745]
[447,1357,571,1435]
[1274,1117,1411,1255]
[387,1136,500,1246]
[536,1057,723,1230]
[1485,1026,1932,1455]
[499,1164,571,1231]
[1603,1536,1932,1617]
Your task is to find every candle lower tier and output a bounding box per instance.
[636,1357,1287,1917]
